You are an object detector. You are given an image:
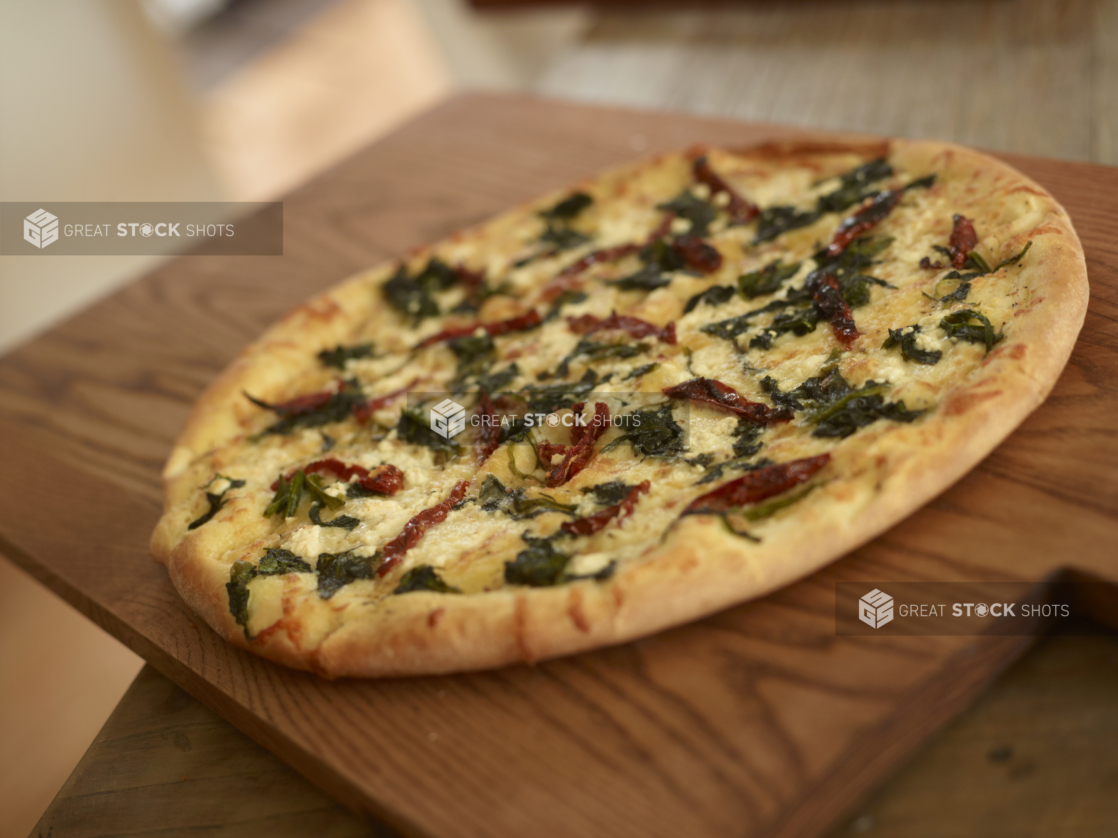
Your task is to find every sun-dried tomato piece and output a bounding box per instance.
[556,243,641,280]
[947,214,978,269]
[476,390,500,465]
[248,388,335,416]
[377,480,471,577]
[538,273,585,304]
[415,310,542,348]
[272,460,404,495]
[567,401,591,447]
[546,402,610,487]
[566,312,677,345]
[826,190,898,257]
[352,381,414,425]
[808,272,861,348]
[560,481,650,537]
[537,441,569,465]
[454,264,485,291]
[685,454,830,514]
[417,325,479,349]
[248,380,392,432]
[919,257,945,270]
[662,377,792,425]
[354,464,405,495]
[485,309,543,337]
[300,459,366,484]
[692,155,759,223]
[453,263,489,308]
[672,235,723,273]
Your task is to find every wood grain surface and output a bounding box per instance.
[1,93,1117,838]
[35,626,1118,838]
[31,665,384,838]
[826,624,1118,837]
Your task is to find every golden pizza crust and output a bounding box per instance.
[152,137,1088,677]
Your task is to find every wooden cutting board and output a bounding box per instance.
[1,93,1116,838]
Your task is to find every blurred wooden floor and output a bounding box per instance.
[536,0,1118,166]
[0,559,144,838]
[203,0,1118,202]
[4,0,1117,836]
[199,0,453,201]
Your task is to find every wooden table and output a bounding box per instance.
[5,93,1118,836]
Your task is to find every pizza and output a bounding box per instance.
[151,138,1087,677]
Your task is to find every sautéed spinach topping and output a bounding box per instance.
[221,146,1033,629]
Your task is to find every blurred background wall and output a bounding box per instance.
[0,1,1114,836]
[0,1,221,351]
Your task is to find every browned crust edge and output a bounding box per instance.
[152,138,1089,678]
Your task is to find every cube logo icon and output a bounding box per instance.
[859,588,894,629]
[24,209,59,249]
[430,399,466,439]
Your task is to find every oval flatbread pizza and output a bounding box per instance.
[152,139,1088,677]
